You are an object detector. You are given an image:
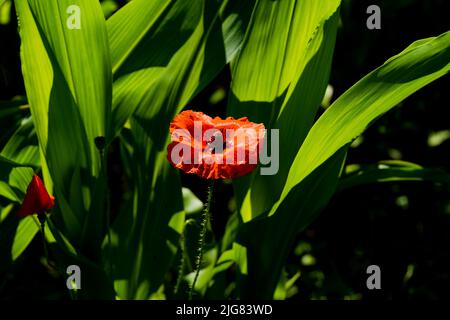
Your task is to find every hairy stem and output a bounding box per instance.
[188,180,214,300]
[174,231,186,295]
[97,137,113,276]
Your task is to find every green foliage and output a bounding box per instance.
[0,0,448,300]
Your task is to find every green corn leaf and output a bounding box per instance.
[0,155,33,202]
[232,29,450,299]
[0,117,38,203]
[10,216,38,261]
[277,31,450,214]
[227,0,340,223]
[339,160,450,191]
[182,187,203,215]
[230,2,340,222]
[108,0,254,144]
[0,213,39,273]
[0,123,38,269]
[15,0,112,254]
[229,0,340,108]
[102,1,255,298]
[0,97,28,146]
[45,217,115,299]
[185,247,218,297]
[221,0,343,298]
[1,117,39,168]
[100,0,118,19]
[234,149,346,299]
[107,122,185,300]
[0,0,11,25]
[107,0,172,75]
[0,97,28,118]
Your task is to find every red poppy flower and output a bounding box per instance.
[167,110,265,179]
[16,175,55,218]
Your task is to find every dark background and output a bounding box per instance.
[1,0,449,299]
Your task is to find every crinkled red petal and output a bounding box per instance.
[167,111,265,179]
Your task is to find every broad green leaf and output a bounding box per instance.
[230,0,339,104]
[0,0,11,25]
[0,155,33,202]
[274,270,301,300]
[0,118,42,268]
[0,213,39,272]
[18,0,112,162]
[0,97,28,146]
[107,122,185,299]
[0,142,38,269]
[15,0,112,254]
[11,216,38,260]
[231,5,340,221]
[339,160,450,190]
[1,117,39,168]
[235,32,450,298]
[273,31,450,216]
[45,217,115,299]
[234,149,346,299]
[107,0,172,75]
[220,0,343,298]
[185,247,218,297]
[100,0,118,19]
[220,211,240,252]
[0,116,40,266]
[220,0,254,63]
[126,0,204,148]
[0,119,37,202]
[103,1,255,298]
[108,0,254,142]
[182,187,203,215]
[0,97,28,118]
[428,130,450,147]
[228,0,340,125]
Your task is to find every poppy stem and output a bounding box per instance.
[188,180,214,300]
[96,137,113,276]
[174,230,186,296]
[105,175,112,276]
[38,214,49,263]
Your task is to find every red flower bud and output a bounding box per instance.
[16,175,55,218]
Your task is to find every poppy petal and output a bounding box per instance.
[16,175,55,218]
[167,111,265,180]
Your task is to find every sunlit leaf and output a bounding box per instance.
[15,0,112,255]
[229,0,341,221]
[339,160,450,190]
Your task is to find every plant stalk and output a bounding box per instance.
[174,231,186,295]
[38,214,49,263]
[188,180,214,300]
